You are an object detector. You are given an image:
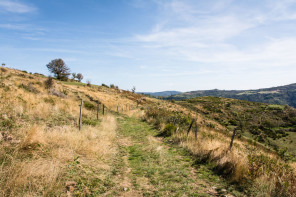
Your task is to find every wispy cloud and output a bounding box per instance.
[0,0,36,13]
[132,0,296,70]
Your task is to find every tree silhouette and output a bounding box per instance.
[46,59,70,81]
[72,73,77,80]
[76,73,83,82]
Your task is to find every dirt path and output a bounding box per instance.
[102,115,243,197]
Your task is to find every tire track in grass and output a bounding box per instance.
[116,116,224,196]
[104,115,245,196]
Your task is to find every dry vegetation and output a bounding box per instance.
[143,104,296,196]
[0,68,132,196]
[1,67,295,196]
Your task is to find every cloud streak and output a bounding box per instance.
[0,0,36,13]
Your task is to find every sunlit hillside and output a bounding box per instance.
[1,66,295,197]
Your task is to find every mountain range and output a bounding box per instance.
[163,83,296,108]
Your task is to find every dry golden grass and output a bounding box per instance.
[170,125,296,196]
[0,115,117,196]
[1,67,295,196]
[0,68,120,196]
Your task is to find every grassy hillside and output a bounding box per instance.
[166,83,296,108]
[1,66,296,196]
[178,97,296,159]
[143,99,296,196]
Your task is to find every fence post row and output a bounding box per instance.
[79,99,83,130]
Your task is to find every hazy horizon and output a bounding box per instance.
[1,0,296,92]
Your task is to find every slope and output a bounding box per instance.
[1,66,295,196]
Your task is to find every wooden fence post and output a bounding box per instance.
[97,102,99,120]
[229,128,237,150]
[194,122,198,140]
[103,104,105,115]
[187,119,195,136]
[79,99,83,130]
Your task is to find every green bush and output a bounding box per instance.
[267,104,284,111]
[82,118,98,126]
[44,77,54,89]
[102,83,109,88]
[83,101,95,110]
[161,123,176,137]
[228,119,238,126]
[44,97,56,105]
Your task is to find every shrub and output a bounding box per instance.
[18,83,39,93]
[228,119,238,126]
[82,118,98,126]
[86,80,91,87]
[44,77,54,89]
[44,97,56,105]
[160,123,176,137]
[76,73,83,82]
[102,83,109,88]
[49,89,66,98]
[267,104,284,111]
[83,101,95,110]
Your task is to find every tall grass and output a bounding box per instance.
[143,105,296,196]
[0,68,119,196]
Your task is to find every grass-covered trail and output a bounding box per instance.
[104,115,244,197]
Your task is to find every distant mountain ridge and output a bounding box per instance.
[138,91,181,97]
[165,83,296,108]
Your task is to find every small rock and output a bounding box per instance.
[65,181,77,192]
[2,114,8,120]
[123,187,128,191]
[221,189,227,192]
[11,139,21,144]
[66,191,72,197]
[208,187,218,195]
[83,186,91,196]
[6,135,13,141]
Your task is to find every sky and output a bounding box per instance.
[1,0,296,92]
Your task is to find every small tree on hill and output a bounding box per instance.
[76,73,83,82]
[46,59,70,81]
[1,63,5,67]
[72,73,77,80]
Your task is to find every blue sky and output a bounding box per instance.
[1,0,296,92]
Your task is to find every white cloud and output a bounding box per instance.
[0,0,36,13]
[132,0,296,71]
